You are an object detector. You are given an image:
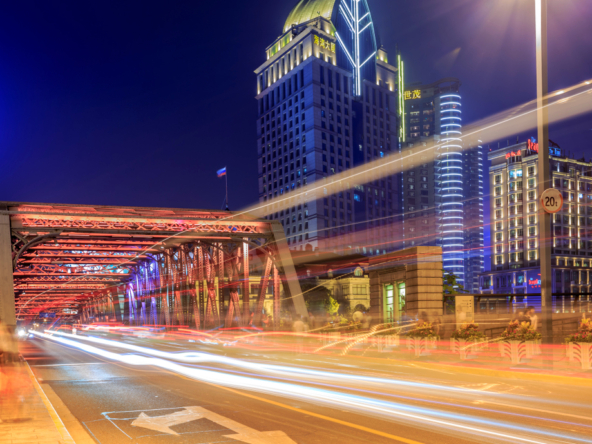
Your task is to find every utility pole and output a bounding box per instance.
[535,0,553,345]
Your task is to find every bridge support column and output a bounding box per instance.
[270,221,307,319]
[0,213,16,328]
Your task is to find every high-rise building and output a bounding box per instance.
[463,140,485,293]
[480,140,592,298]
[255,0,400,254]
[401,78,484,292]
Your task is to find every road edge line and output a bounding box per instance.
[41,382,97,444]
[25,361,76,444]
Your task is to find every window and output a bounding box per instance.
[528,227,536,236]
[384,285,394,322]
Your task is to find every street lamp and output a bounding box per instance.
[534,0,553,345]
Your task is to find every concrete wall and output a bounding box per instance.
[369,246,443,321]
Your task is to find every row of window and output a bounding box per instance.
[495,239,538,252]
[259,67,305,114]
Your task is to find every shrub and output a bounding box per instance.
[451,322,485,341]
[406,321,439,339]
[500,320,541,341]
[565,317,592,343]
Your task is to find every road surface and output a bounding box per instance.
[21,334,592,444]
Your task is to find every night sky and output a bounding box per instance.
[1,0,591,211]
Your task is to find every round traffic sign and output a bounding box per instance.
[540,188,563,213]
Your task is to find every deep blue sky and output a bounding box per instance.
[1,0,591,211]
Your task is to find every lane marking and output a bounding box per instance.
[477,400,592,423]
[32,362,107,367]
[24,362,75,444]
[206,382,425,444]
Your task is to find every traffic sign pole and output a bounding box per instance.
[535,0,553,348]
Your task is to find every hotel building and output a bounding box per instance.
[480,140,592,297]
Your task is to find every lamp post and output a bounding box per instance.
[534,0,553,345]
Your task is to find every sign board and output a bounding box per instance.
[540,188,563,213]
[455,296,474,325]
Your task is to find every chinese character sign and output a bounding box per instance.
[313,35,335,53]
[404,90,421,100]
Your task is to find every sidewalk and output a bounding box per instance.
[0,358,73,444]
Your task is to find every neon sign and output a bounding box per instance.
[404,90,421,100]
[505,151,520,159]
[527,137,539,153]
[527,272,541,291]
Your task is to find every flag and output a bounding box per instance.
[217,167,227,178]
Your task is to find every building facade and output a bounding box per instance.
[480,140,592,298]
[255,0,400,254]
[401,78,484,292]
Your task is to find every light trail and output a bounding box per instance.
[32,330,592,444]
[44,329,465,393]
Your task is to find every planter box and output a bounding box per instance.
[375,334,400,352]
[524,340,541,358]
[450,338,486,360]
[406,337,437,357]
[566,342,592,370]
[499,340,527,365]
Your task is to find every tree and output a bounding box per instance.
[300,280,332,314]
[443,271,467,315]
[443,271,467,295]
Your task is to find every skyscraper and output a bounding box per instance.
[401,78,484,292]
[255,0,400,254]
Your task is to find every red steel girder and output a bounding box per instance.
[15,217,262,234]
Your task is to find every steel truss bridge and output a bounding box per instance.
[0,202,306,329]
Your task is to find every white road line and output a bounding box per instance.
[478,400,592,423]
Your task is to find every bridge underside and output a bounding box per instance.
[1,202,306,329]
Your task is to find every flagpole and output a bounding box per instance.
[225,170,229,210]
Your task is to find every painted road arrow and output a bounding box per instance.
[131,406,204,435]
[132,406,297,443]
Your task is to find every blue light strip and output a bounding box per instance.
[439,94,465,283]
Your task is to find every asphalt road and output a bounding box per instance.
[21,334,592,444]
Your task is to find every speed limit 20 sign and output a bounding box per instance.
[540,188,563,213]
